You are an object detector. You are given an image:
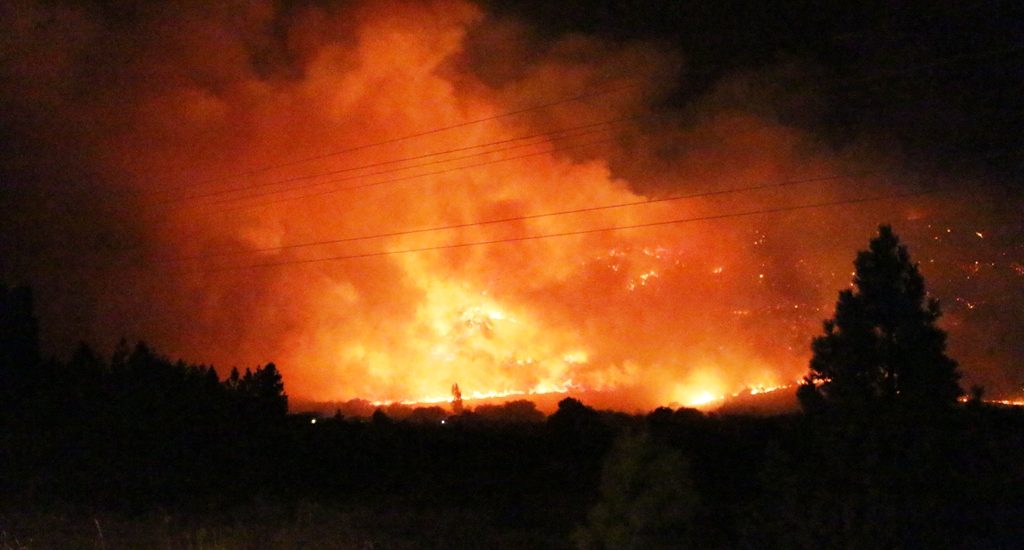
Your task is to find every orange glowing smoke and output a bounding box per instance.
[128,2,820,409]
[5,0,1014,411]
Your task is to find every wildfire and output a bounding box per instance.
[673,382,795,409]
[13,0,1013,413]
[746,384,792,395]
[985,399,1024,407]
[958,396,1024,407]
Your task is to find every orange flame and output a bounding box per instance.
[11,0,1009,412]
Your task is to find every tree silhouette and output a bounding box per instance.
[450,382,464,414]
[574,431,699,549]
[237,363,288,419]
[798,225,962,412]
[474,400,545,424]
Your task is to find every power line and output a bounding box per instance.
[167,53,1024,217]
[164,138,1022,224]
[207,136,617,215]
[26,159,1019,273]
[158,171,877,263]
[31,140,1020,268]
[197,183,985,273]
[145,43,1024,209]
[118,44,1024,225]
[174,124,622,210]
[148,115,642,207]
[146,81,641,196]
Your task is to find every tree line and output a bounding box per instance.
[1,288,287,507]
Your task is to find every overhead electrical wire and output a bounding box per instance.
[196,183,994,273]
[19,44,1021,268]
[144,43,1024,207]
[157,52,1024,216]
[211,136,617,214]
[158,171,878,263]
[30,144,1020,272]
[155,145,1020,264]
[183,125,622,209]
[143,81,643,196]
[126,43,1024,224]
[149,114,643,207]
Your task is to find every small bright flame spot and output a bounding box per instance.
[440,419,446,425]
[975,231,984,239]
[628,269,660,291]
[712,266,724,274]
[310,418,317,424]
[563,351,589,364]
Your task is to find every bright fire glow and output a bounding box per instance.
[15,0,1015,412]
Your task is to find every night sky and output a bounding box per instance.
[1,0,1021,409]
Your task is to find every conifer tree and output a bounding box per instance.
[799,225,962,412]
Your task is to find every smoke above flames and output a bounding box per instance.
[1,0,1021,409]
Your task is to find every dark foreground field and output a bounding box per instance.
[1,499,563,549]
[5,399,1024,549]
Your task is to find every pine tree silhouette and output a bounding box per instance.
[799,225,963,412]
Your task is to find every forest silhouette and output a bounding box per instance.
[2,226,1023,548]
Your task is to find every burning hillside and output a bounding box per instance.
[1,0,1021,410]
